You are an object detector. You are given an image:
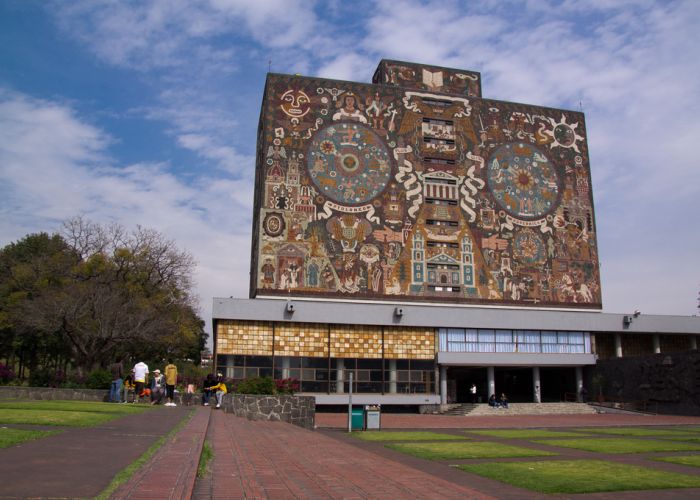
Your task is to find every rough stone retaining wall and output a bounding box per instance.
[223,394,315,430]
[0,386,109,401]
[585,350,700,416]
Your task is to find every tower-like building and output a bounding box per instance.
[213,60,700,408]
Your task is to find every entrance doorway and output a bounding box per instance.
[540,367,577,402]
[494,367,533,402]
[447,367,486,403]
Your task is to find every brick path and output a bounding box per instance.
[0,404,189,499]
[191,409,491,499]
[316,411,700,429]
[111,406,209,499]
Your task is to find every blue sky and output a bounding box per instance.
[1,0,699,336]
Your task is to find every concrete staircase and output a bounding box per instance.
[441,402,597,416]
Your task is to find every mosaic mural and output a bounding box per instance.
[250,60,601,308]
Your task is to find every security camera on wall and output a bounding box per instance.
[286,302,295,313]
[394,307,404,317]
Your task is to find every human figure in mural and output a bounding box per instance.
[365,92,386,129]
[322,264,336,289]
[261,259,276,288]
[308,263,319,287]
[333,93,367,123]
[287,263,299,288]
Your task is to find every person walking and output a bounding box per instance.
[164,359,178,406]
[109,359,123,403]
[202,373,214,406]
[133,361,149,402]
[470,383,477,403]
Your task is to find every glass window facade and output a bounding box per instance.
[438,328,591,354]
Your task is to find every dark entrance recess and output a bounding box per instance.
[495,367,533,402]
[447,367,486,403]
[540,367,576,402]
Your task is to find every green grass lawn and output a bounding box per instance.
[0,427,60,448]
[459,459,700,494]
[540,437,700,454]
[386,441,557,460]
[655,455,700,468]
[466,429,590,439]
[576,427,698,437]
[0,400,153,427]
[352,431,467,442]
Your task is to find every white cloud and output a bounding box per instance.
[0,88,253,338]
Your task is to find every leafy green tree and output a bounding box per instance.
[0,217,207,379]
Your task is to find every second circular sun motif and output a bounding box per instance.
[487,142,560,220]
[307,123,392,205]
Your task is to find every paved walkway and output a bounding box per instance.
[191,409,490,499]
[4,407,700,499]
[111,406,209,499]
[316,411,700,429]
[0,404,191,499]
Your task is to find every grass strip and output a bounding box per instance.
[655,455,700,468]
[198,441,213,478]
[386,441,556,460]
[541,437,700,454]
[459,459,700,494]
[0,427,60,448]
[0,409,123,427]
[466,429,590,439]
[574,427,697,437]
[95,408,196,500]
[352,431,467,442]
[0,400,154,414]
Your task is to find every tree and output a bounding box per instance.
[1,217,207,378]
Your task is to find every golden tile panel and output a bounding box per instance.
[330,325,382,359]
[274,322,328,358]
[216,320,273,356]
[384,327,436,360]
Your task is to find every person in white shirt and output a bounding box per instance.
[133,361,149,402]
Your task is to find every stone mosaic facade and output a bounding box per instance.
[250,60,601,309]
[216,320,436,360]
[223,394,315,429]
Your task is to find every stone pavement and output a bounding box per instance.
[191,409,491,499]
[111,406,209,499]
[315,411,700,429]
[0,404,191,499]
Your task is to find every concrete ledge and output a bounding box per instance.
[0,386,109,401]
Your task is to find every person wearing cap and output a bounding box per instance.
[206,372,228,409]
[150,369,165,405]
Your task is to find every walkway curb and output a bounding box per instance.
[111,406,210,499]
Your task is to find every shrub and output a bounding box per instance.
[0,364,16,384]
[235,376,276,395]
[86,369,112,390]
[275,378,299,395]
[28,368,60,387]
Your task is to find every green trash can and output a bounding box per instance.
[351,407,364,430]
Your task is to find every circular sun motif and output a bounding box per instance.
[487,142,560,220]
[262,212,285,238]
[513,230,546,265]
[307,123,392,205]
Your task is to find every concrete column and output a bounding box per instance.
[614,333,623,358]
[440,366,447,405]
[691,336,698,350]
[389,359,397,394]
[532,366,541,403]
[575,366,583,402]
[434,365,440,395]
[653,334,661,354]
[336,359,344,394]
[281,357,290,380]
[487,366,495,402]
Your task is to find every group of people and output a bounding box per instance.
[488,393,509,409]
[108,360,228,408]
[109,359,179,405]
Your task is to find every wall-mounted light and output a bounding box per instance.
[623,315,632,326]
